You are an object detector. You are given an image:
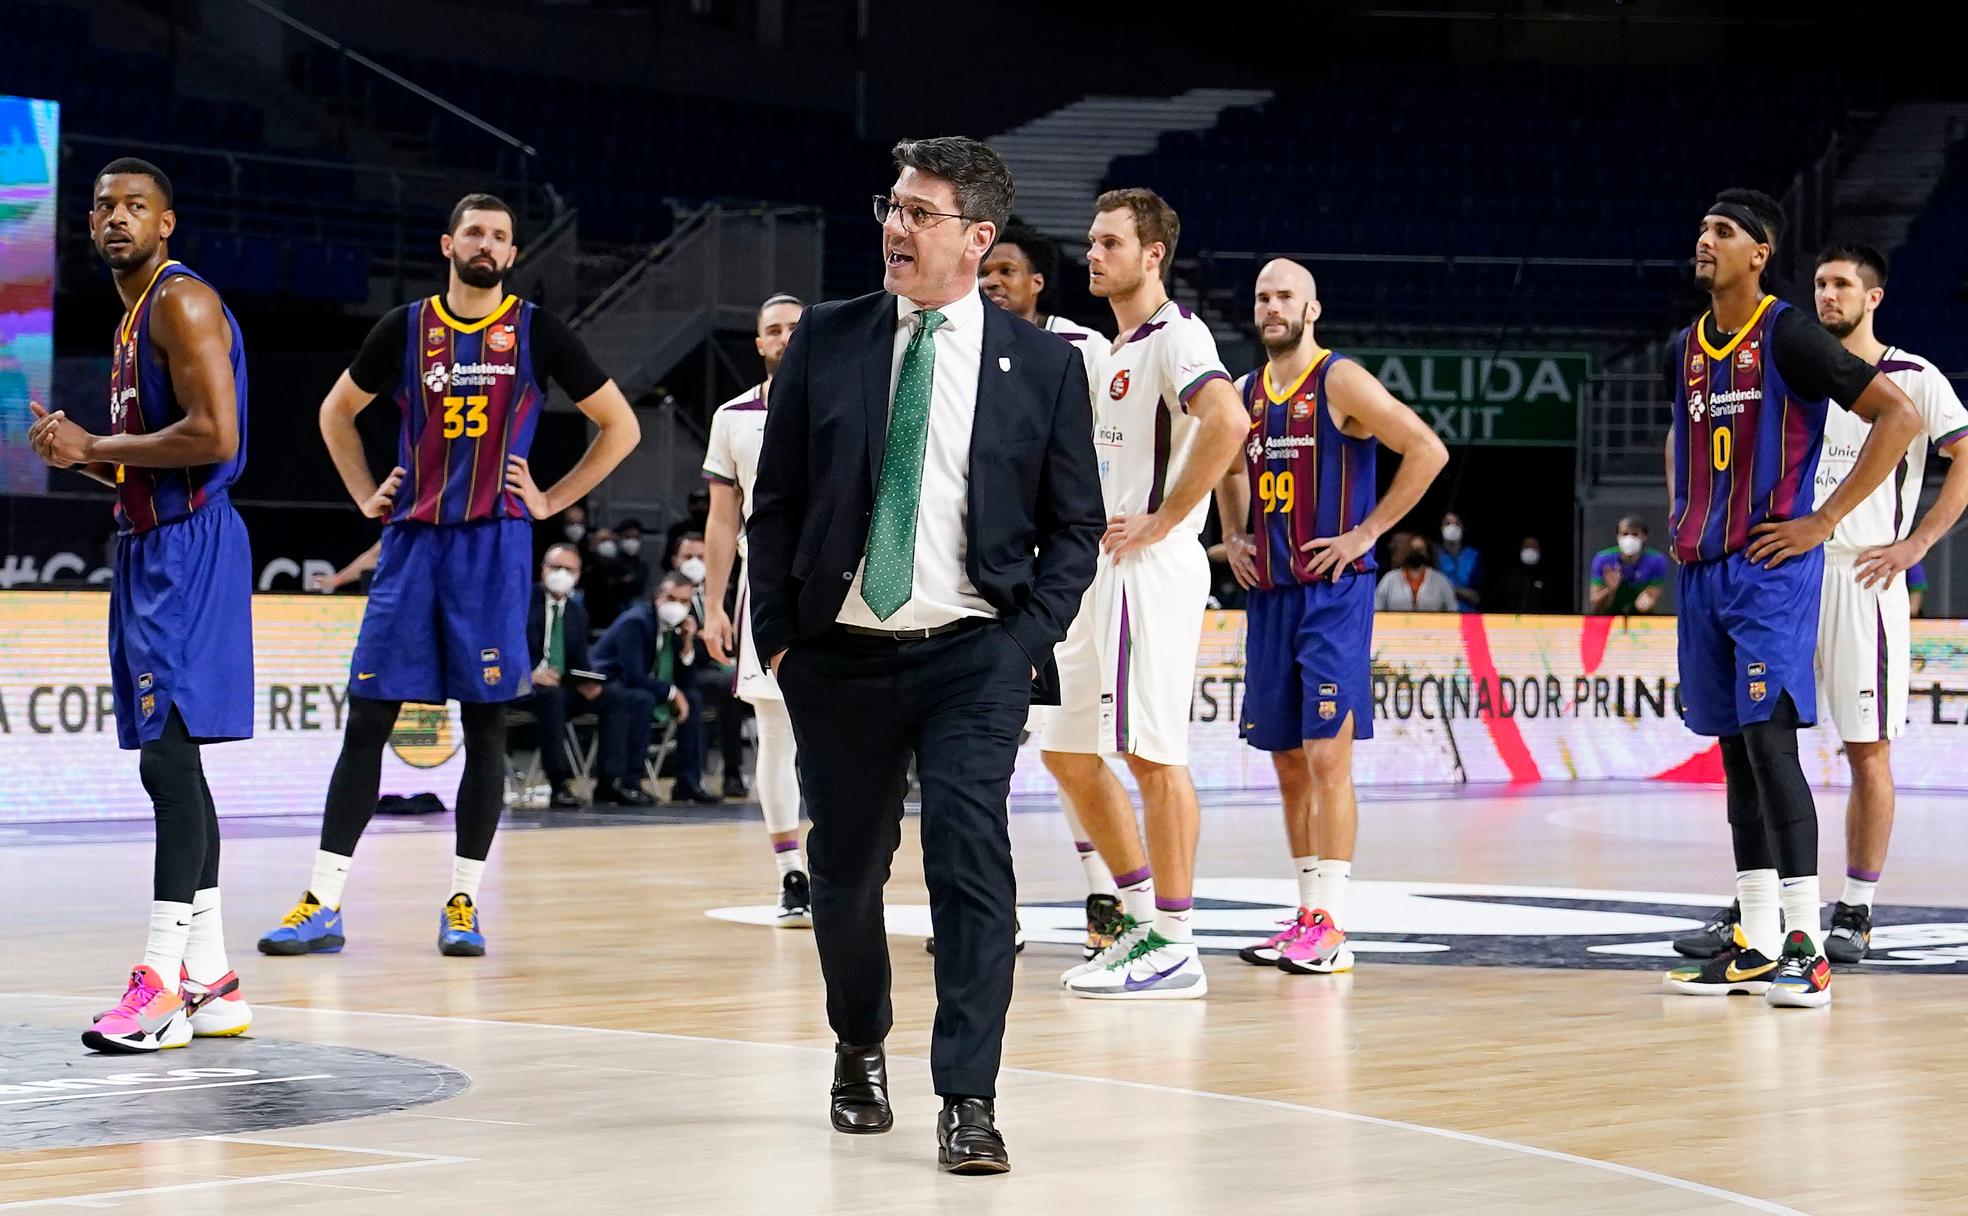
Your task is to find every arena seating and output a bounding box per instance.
[1880,143,1968,372]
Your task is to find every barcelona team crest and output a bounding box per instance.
[1748,680,1767,702]
[139,693,155,717]
[1108,370,1130,400]
[1688,349,1703,375]
[1318,700,1337,721]
[427,326,447,346]
[488,324,516,353]
[483,665,502,686]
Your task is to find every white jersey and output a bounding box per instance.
[1042,313,1104,406]
[701,383,769,559]
[1086,299,1231,536]
[1814,347,1968,553]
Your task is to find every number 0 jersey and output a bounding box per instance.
[1240,352,1378,589]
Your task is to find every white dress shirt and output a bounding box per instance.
[836,288,997,631]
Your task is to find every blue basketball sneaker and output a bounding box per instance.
[256,893,345,956]
[438,894,486,957]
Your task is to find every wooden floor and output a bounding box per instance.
[5,782,1968,1213]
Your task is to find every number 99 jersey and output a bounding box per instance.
[1240,352,1379,590]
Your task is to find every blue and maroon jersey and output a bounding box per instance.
[108,260,248,535]
[1242,351,1378,589]
[394,294,546,525]
[1669,297,1829,563]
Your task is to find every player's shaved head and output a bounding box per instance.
[1252,258,1322,356]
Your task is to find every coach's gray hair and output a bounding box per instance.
[891,137,1015,231]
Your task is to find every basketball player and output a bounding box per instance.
[1048,188,1250,1000]
[702,293,813,926]
[1676,243,1968,965]
[1219,259,1447,975]
[978,223,1125,957]
[1660,191,1919,1008]
[29,159,254,1051]
[258,193,639,959]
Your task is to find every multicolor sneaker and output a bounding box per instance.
[1672,901,1739,959]
[1083,893,1125,961]
[1663,924,1777,996]
[1239,908,1314,966]
[1064,930,1207,1000]
[1766,930,1833,1009]
[1277,909,1354,974]
[1825,901,1871,964]
[257,893,345,956]
[438,893,486,956]
[777,870,812,929]
[179,967,252,1038]
[82,966,192,1054]
[1060,916,1146,987]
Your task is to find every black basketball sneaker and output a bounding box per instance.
[1083,893,1125,961]
[1825,901,1872,964]
[1664,924,1778,996]
[776,870,812,929]
[1672,900,1740,959]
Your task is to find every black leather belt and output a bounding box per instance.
[839,619,976,641]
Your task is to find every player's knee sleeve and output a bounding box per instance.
[141,710,209,904]
[344,696,403,751]
[1718,733,1774,872]
[453,702,507,862]
[1742,695,1818,877]
[755,704,800,835]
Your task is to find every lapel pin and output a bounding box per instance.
[999,357,1011,372]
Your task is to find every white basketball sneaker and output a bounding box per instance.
[1064,931,1208,1000]
[1060,918,1147,987]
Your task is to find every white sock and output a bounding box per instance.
[1841,874,1878,910]
[1293,855,1320,911]
[1737,868,1782,959]
[1313,859,1352,924]
[1059,792,1118,897]
[309,850,352,909]
[1153,900,1195,947]
[1116,868,1156,926]
[142,900,194,979]
[1781,874,1823,957]
[184,888,230,983]
[451,856,485,904]
[773,842,803,879]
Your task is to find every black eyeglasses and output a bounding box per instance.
[873,195,968,233]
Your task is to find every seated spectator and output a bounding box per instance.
[517,543,656,808]
[1908,560,1928,617]
[1588,516,1670,615]
[593,572,719,805]
[1436,511,1482,612]
[1498,536,1557,614]
[1376,535,1459,612]
[664,485,711,569]
[671,531,748,795]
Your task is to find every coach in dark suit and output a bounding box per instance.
[749,136,1101,1175]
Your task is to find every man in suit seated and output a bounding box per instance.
[592,571,715,805]
[519,543,657,808]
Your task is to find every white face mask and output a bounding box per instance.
[1520,548,1540,567]
[679,557,707,584]
[595,540,619,560]
[657,600,690,628]
[543,568,577,596]
[1441,524,1463,545]
[618,537,642,558]
[563,523,586,543]
[1617,534,1643,557]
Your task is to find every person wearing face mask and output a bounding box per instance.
[1497,536,1557,614]
[1435,511,1482,612]
[665,485,712,569]
[671,531,748,796]
[517,544,656,808]
[558,504,588,548]
[1588,516,1670,616]
[592,571,717,805]
[1374,535,1458,612]
[611,517,652,600]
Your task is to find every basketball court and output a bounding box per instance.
[6,782,1966,1213]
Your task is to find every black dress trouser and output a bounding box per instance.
[778,619,1029,1099]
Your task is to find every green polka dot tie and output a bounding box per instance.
[861,307,945,620]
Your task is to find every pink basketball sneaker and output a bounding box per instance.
[1276,910,1355,975]
[180,966,253,1037]
[1239,908,1315,966]
[81,966,193,1054]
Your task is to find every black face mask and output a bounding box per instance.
[1403,550,1428,570]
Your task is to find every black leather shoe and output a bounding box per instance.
[938,1098,1009,1175]
[722,776,751,799]
[668,782,722,806]
[594,781,655,808]
[830,1043,892,1134]
[548,785,585,810]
